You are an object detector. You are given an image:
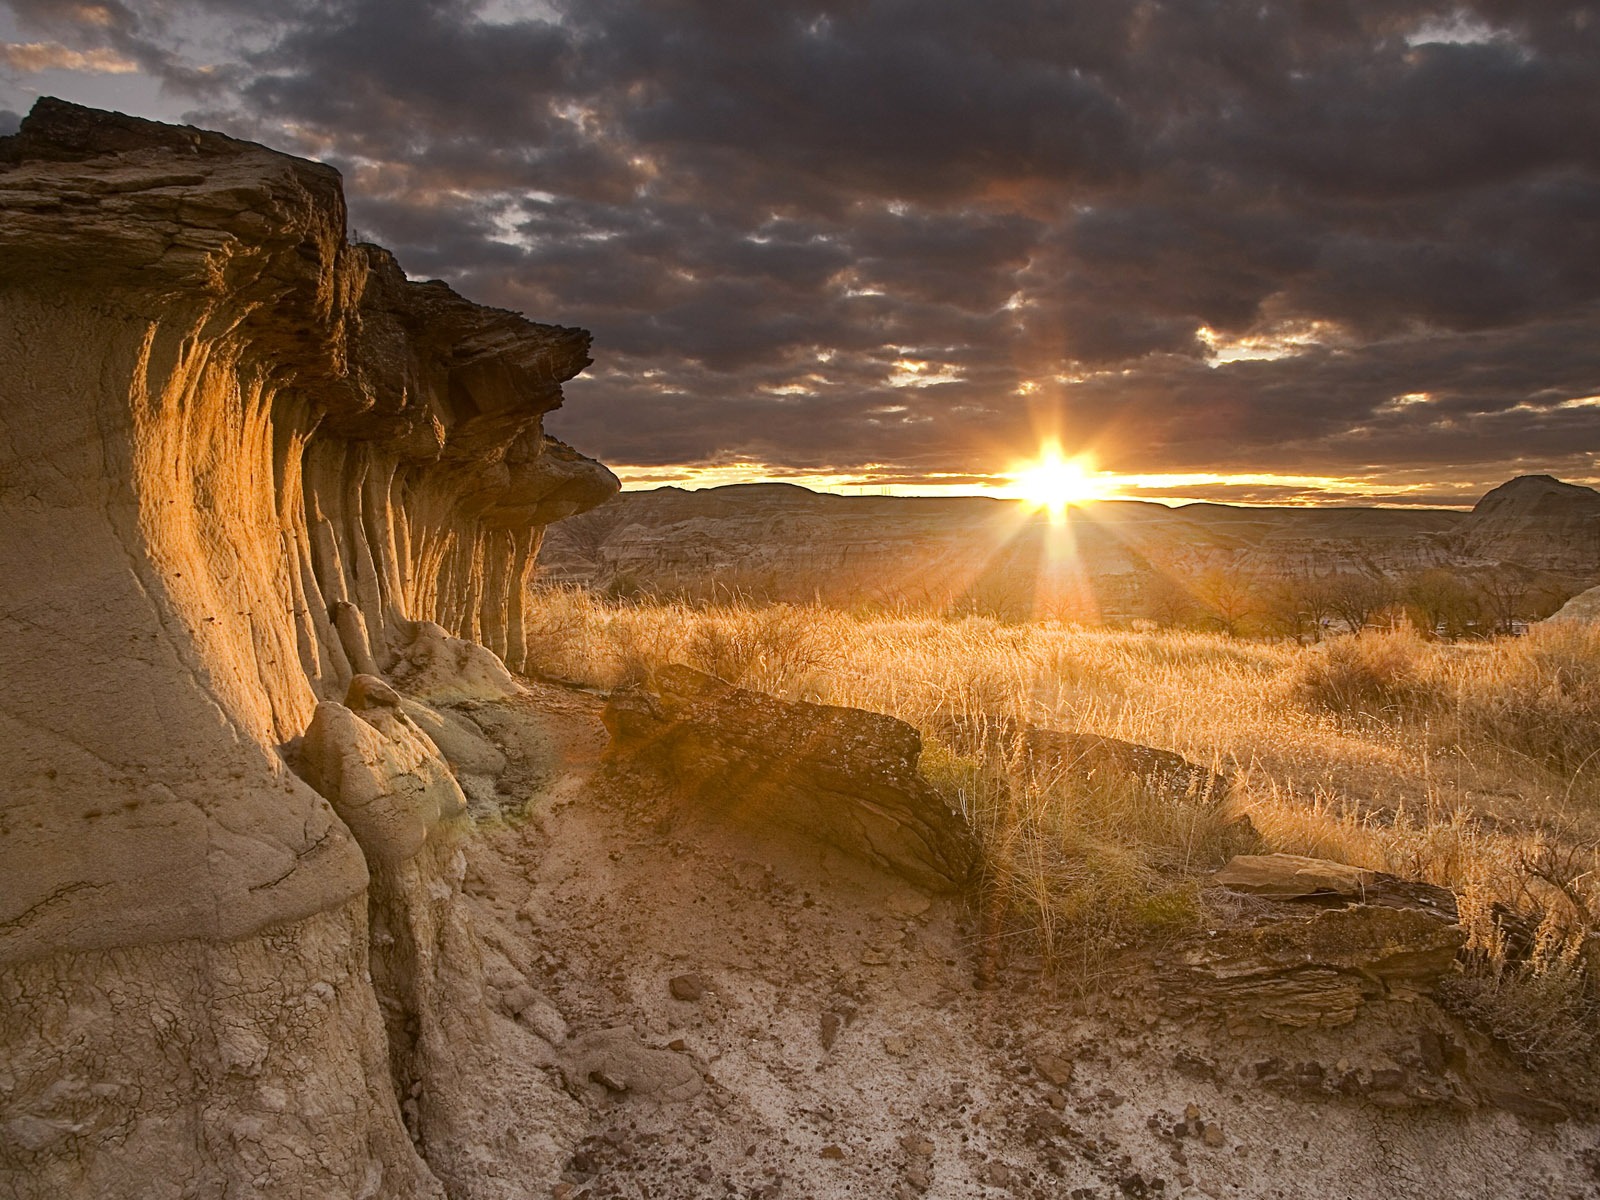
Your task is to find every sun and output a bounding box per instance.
[1009,445,1105,518]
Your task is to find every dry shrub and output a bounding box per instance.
[684,604,840,699]
[1438,920,1597,1071]
[922,737,1241,982]
[1445,623,1600,775]
[1291,627,1428,716]
[1290,624,1600,779]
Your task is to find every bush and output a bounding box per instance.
[1446,623,1600,775]
[924,736,1240,982]
[1291,628,1428,716]
[684,604,839,699]
[1438,961,1596,1071]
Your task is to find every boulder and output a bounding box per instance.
[1165,904,1465,1029]
[1546,584,1600,626]
[1017,726,1229,806]
[562,1027,703,1102]
[603,665,979,892]
[390,621,524,704]
[296,676,468,865]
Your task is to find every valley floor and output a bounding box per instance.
[457,680,1600,1200]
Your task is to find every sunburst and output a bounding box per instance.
[1009,444,1106,519]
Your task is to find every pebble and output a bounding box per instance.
[981,1161,1013,1186]
[887,888,932,918]
[820,1144,846,1160]
[669,974,705,1001]
[1031,1051,1074,1088]
[899,1134,935,1158]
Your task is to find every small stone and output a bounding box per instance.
[668,1039,688,1052]
[899,1134,935,1158]
[820,1144,846,1160]
[1201,1122,1225,1148]
[669,973,705,1001]
[883,1035,913,1057]
[590,1069,628,1093]
[981,1161,1012,1187]
[1031,1051,1074,1088]
[905,1164,933,1188]
[887,888,932,918]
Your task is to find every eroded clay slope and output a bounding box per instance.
[0,98,615,1198]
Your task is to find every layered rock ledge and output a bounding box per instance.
[603,665,980,892]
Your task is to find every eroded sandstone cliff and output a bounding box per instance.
[0,98,615,1197]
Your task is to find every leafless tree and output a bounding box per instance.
[1324,573,1396,633]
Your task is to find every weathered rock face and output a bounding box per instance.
[1212,853,1460,916]
[1162,855,1466,1030]
[0,99,613,1197]
[603,665,980,892]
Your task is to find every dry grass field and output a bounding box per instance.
[525,586,1600,1061]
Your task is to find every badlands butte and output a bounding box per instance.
[2,98,1600,1200]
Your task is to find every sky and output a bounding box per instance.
[2,1,1598,507]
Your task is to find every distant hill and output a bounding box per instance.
[538,476,1600,625]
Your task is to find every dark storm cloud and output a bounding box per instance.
[7,0,1599,495]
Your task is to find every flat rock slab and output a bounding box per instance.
[1215,853,1458,918]
[602,665,979,892]
[562,1027,703,1103]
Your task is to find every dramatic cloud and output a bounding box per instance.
[3,0,1598,501]
[0,39,136,71]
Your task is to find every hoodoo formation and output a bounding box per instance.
[0,99,615,1197]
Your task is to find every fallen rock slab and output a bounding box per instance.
[1019,726,1230,806]
[1214,853,1458,918]
[602,665,979,892]
[563,1028,704,1103]
[1163,904,1466,1029]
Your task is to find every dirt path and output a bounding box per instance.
[453,682,1600,1200]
